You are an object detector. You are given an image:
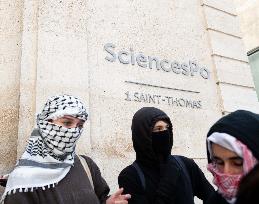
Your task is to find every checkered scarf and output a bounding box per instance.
[1,95,88,203]
[207,163,242,203]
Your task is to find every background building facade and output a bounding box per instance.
[0,0,258,202]
[235,0,259,100]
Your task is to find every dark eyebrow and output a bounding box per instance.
[154,125,163,127]
[212,156,222,160]
[229,156,243,161]
[61,116,72,120]
[153,125,165,129]
[213,156,242,161]
[62,115,77,120]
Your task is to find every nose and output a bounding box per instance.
[222,163,235,174]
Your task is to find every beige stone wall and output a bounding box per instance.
[0,0,23,174]
[87,0,222,193]
[0,0,24,195]
[201,0,259,115]
[235,0,259,51]
[0,0,258,202]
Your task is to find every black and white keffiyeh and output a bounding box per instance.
[1,94,88,203]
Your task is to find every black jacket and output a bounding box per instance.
[119,156,214,204]
[204,192,228,204]
[118,107,214,204]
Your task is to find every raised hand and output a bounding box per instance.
[106,188,131,204]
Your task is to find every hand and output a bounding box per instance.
[106,188,131,204]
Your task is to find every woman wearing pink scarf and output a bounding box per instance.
[205,110,259,204]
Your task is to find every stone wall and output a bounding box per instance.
[0,0,23,174]
[235,0,259,51]
[0,0,258,202]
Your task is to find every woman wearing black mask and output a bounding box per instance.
[118,107,214,204]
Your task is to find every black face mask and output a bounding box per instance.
[151,130,171,158]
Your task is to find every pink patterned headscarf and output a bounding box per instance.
[207,133,257,203]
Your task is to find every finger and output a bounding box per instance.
[114,200,128,204]
[119,194,131,200]
[113,188,124,197]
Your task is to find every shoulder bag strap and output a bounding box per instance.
[78,155,94,190]
[132,161,146,190]
[173,155,193,196]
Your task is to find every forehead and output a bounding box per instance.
[154,120,168,127]
[211,143,239,158]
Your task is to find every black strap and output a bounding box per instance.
[172,155,193,197]
[132,156,193,196]
[132,161,146,190]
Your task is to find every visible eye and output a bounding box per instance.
[153,125,169,132]
[232,159,243,167]
[153,127,162,132]
[62,120,73,127]
[212,158,224,167]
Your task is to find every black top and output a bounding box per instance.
[120,107,214,204]
[235,163,259,204]
[204,191,229,204]
[119,156,214,204]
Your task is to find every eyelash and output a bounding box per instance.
[212,159,243,166]
[78,124,84,128]
[64,121,70,123]
[233,162,243,166]
[63,121,72,126]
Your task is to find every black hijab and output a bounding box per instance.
[131,107,173,167]
[207,110,259,163]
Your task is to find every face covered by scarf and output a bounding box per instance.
[131,107,173,167]
[36,95,88,160]
[151,129,171,159]
[207,133,257,203]
[1,94,88,203]
[206,110,259,203]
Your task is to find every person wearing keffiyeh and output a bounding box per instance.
[205,110,259,204]
[0,94,130,204]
